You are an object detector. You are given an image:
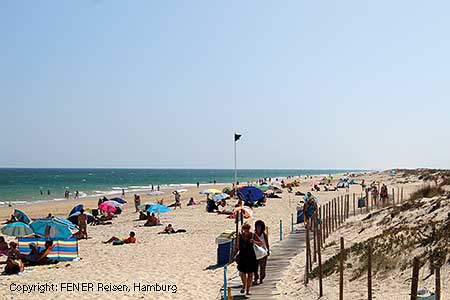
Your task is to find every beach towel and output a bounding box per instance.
[18,237,78,261]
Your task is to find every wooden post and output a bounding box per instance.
[224,264,228,300]
[397,187,400,202]
[325,203,328,238]
[435,265,441,300]
[401,187,404,202]
[291,213,294,233]
[279,219,283,241]
[366,189,369,213]
[341,195,344,223]
[335,198,338,228]
[392,188,395,206]
[346,194,349,219]
[353,193,356,216]
[368,244,372,300]
[320,207,325,247]
[339,237,344,300]
[313,213,317,263]
[410,257,420,300]
[331,199,335,232]
[304,225,310,285]
[317,213,323,298]
[337,197,341,226]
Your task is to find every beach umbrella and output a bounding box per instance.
[146,204,172,214]
[68,211,95,225]
[110,197,127,204]
[237,186,264,206]
[137,202,156,210]
[98,202,117,213]
[30,219,73,240]
[199,188,222,195]
[232,206,253,219]
[69,204,84,216]
[52,217,79,230]
[148,191,164,196]
[104,200,122,207]
[1,222,33,237]
[13,209,31,224]
[222,187,233,193]
[256,184,270,191]
[213,193,230,202]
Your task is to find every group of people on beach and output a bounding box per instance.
[0,236,55,275]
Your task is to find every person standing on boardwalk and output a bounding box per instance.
[380,183,388,207]
[253,220,269,285]
[303,192,318,227]
[231,223,263,295]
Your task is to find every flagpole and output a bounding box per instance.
[234,134,237,196]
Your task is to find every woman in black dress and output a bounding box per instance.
[231,223,263,295]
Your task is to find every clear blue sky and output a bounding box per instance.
[1,1,449,169]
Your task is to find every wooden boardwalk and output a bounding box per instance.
[221,227,306,300]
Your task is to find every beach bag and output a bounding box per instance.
[297,210,304,224]
[253,244,268,260]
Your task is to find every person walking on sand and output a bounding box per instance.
[121,189,125,197]
[231,223,263,296]
[134,194,141,212]
[254,220,269,285]
[75,190,79,199]
[77,209,88,239]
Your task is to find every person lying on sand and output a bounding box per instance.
[158,224,186,234]
[103,231,136,245]
[144,213,160,226]
[3,215,17,225]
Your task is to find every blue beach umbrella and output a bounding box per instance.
[146,204,172,214]
[30,219,73,240]
[1,222,33,237]
[69,204,84,216]
[110,197,127,204]
[213,193,231,202]
[33,217,79,231]
[238,186,265,206]
[68,211,95,225]
[13,209,31,224]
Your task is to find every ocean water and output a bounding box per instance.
[0,168,364,204]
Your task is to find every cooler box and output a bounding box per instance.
[216,237,235,266]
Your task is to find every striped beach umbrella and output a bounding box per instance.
[1,222,33,237]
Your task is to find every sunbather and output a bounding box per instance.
[3,215,16,225]
[103,231,136,245]
[0,237,9,256]
[3,242,24,275]
[144,213,160,226]
[158,224,186,234]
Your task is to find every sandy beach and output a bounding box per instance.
[0,174,354,300]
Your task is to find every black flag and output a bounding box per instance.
[234,133,242,142]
